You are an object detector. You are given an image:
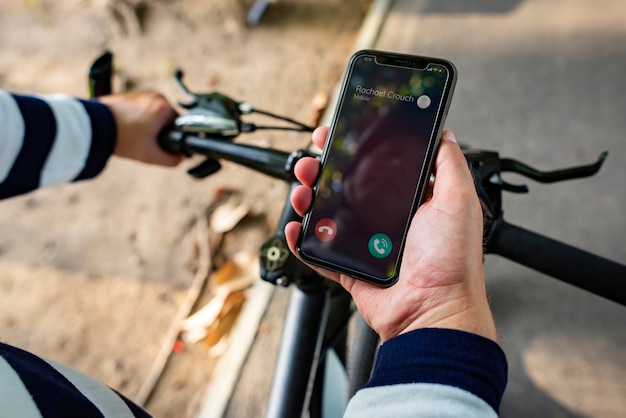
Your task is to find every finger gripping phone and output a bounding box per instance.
[297,50,457,287]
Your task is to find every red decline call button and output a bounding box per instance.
[315,218,337,242]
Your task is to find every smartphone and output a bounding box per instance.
[297,50,457,286]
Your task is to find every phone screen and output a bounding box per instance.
[298,51,456,285]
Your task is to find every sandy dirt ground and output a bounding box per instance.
[0,1,367,416]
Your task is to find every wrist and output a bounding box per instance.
[397,296,497,342]
[379,271,497,342]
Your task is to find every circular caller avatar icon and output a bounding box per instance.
[416,95,431,109]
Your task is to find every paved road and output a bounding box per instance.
[374,0,626,417]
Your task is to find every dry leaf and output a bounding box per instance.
[209,198,250,234]
[212,258,237,286]
[181,252,259,345]
[205,290,246,353]
[310,91,329,127]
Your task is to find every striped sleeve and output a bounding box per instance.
[344,328,508,418]
[0,90,116,199]
[0,342,152,418]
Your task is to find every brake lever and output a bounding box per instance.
[500,151,608,183]
[173,70,243,138]
[466,149,610,245]
[173,70,314,136]
[168,70,315,179]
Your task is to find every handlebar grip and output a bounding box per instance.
[88,50,113,98]
[157,126,185,155]
[487,219,626,306]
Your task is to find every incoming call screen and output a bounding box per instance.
[300,54,451,280]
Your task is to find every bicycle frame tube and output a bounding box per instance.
[265,283,330,418]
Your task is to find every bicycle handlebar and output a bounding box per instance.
[159,129,315,182]
[158,126,626,305]
[487,219,626,306]
[144,57,626,305]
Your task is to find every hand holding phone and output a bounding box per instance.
[287,128,497,342]
[296,50,457,286]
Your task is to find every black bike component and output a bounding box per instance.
[259,235,293,285]
[173,70,243,137]
[172,70,314,136]
[500,151,608,183]
[88,50,113,98]
[346,313,379,397]
[308,284,352,418]
[156,130,221,178]
[266,285,331,418]
[465,149,508,229]
[320,285,352,366]
[182,137,295,180]
[246,108,315,133]
[486,218,626,306]
[260,184,301,285]
[466,149,611,241]
[159,130,316,181]
[260,182,324,286]
[187,158,222,179]
[157,130,187,156]
[469,149,626,307]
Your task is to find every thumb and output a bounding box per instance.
[430,130,477,210]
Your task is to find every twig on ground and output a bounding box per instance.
[134,210,213,407]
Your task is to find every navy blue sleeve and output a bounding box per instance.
[73,98,117,182]
[365,328,508,413]
[0,342,152,418]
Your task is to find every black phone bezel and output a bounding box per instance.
[296,49,458,287]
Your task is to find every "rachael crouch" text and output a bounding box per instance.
[354,85,415,102]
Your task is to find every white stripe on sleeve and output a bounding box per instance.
[39,94,92,187]
[0,90,26,183]
[344,383,498,418]
[45,359,137,418]
[0,355,44,418]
